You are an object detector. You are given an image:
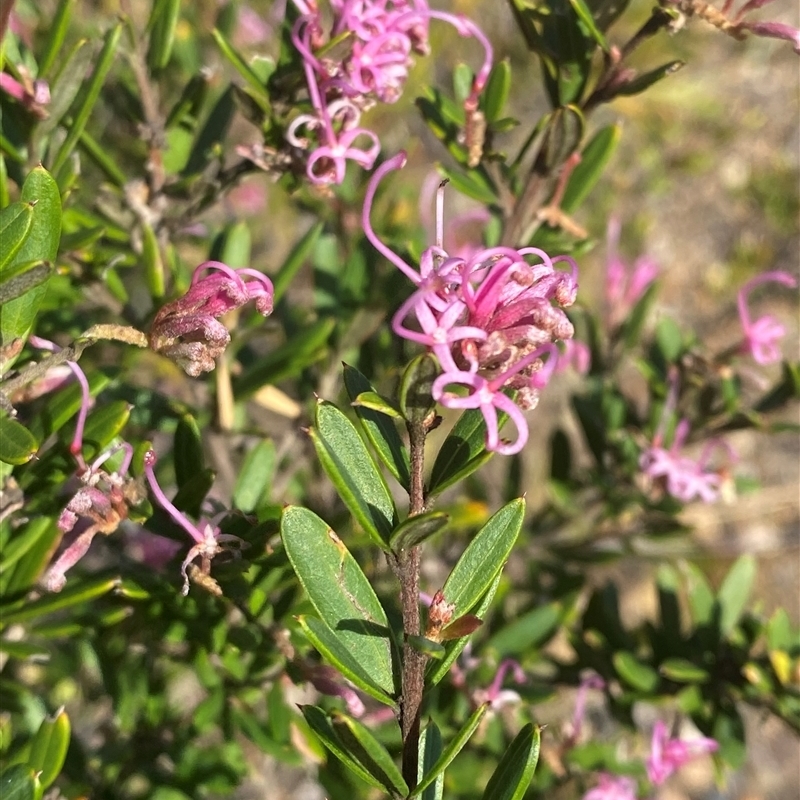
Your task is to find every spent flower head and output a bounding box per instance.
[149,261,273,377]
[363,152,578,454]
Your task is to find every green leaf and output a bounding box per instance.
[0,415,38,465]
[440,499,524,617]
[486,602,561,656]
[0,202,34,271]
[717,554,756,638]
[219,220,251,269]
[659,658,709,684]
[417,721,444,800]
[141,221,165,299]
[482,59,511,124]
[0,765,37,800]
[147,0,181,72]
[0,167,61,350]
[174,414,204,490]
[343,364,410,489]
[568,0,610,51]
[0,518,53,576]
[211,28,270,112]
[480,723,541,800]
[0,261,53,305]
[428,408,498,495]
[1,576,118,626]
[438,164,497,204]
[273,222,324,303]
[300,706,386,791]
[281,507,396,696]
[412,703,489,797]
[612,651,659,692]
[407,635,446,659]
[38,39,94,140]
[80,400,131,459]
[51,22,122,176]
[682,562,715,625]
[655,317,683,363]
[27,707,70,789]
[352,391,403,419]
[38,0,75,77]
[297,616,396,707]
[233,440,275,513]
[331,711,408,797]
[390,511,449,552]
[613,60,684,98]
[398,353,438,424]
[310,400,397,548]
[561,123,621,213]
[622,281,659,350]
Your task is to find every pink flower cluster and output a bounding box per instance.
[287,0,492,185]
[364,153,578,454]
[737,270,797,365]
[640,371,736,504]
[148,261,274,377]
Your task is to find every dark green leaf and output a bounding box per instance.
[717,554,756,638]
[273,222,324,303]
[2,576,118,626]
[38,0,75,77]
[0,518,53,576]
[80,400,131,459]
[390,512,449,552]
[233,440,275,513]
[561,123,621,213]
[659,659,709,683]
[174,414,204,489]
[398,353,438,424]
[613,61,684,98]
[612,651,659,692]
[417,721,444,800]
[27,707,70,789]
[0,415,38,465]
[412,703,489,797]
[0,765,37,800]
[482,59,511,124]
[487,602,561,656]
[281,507,396,696]
[310,400,397,548]
[343,364,410,489]
[480,723,541,800]
[438,164,497,204]
[568,0,610,50]
[147,0,181,72]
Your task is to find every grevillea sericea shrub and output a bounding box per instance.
[0,0,797,798]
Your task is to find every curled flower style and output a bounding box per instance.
[288,0,493,184]
[143,450,247,595]
[568,672,606,744]
[737,270,797,365]
[640,372,737,503]
[148,261,274,377]
[645,720,718,786]
[582,773,638,800]
[363,152,578,454]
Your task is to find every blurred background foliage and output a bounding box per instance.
[0,0,797,798]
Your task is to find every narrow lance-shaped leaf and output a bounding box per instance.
[480,723,541,800]
[281,506,396,696]
[717,554,756,638]
[343,363,410,489]
[233,439,275,514]
[147,0,181,72]
[412,703,489,797]
[310,400,397,548]
[561,123,621,213]
[417,721,444,800]
[27,707,71,789]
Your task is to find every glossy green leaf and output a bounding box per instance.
[0,520,61,598]
[174,414,204,490]
[428,570,503,685]
[300,706,386,790]
[1,576,118,626]
[147,0,181,71]
[480,723,541,800]
[297,616,396,707]
[0,415,38,465]
[398,353,438,424]
[233,317,335,397]
[659,658,710,683]
[233,440,275,513]
[428,407,499,494]
[412,703,489,797]
[487,602,561,656]
[0,765,37,800]
[441,498,524,616]
[483,59,511,124]
[343,364,410,489]
[310,400,397,548]
[417,721,444,800]
[389,511,449,552]
[281,506,395,696]
[612,651,659,692]
[0,167,61,350]
[27,707,70,789]
[79,400,131,459]
[561,124,621,213]
[352,391,403,419]
[51,22,122,176]
[331,711,408,797]
[0,202,34,271]
[717,554,756,638]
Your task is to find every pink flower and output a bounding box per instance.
[557,338,591,375]
[143,450,246,595]
[645,720,718,786]
[605,217,659,330]
[305,665,366,718]
[148,261,273,377]
[583,774,638,800]
[363,152,578,454]
[473,658,527,710]
[568,673,606,743]
[737,270,797,365]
